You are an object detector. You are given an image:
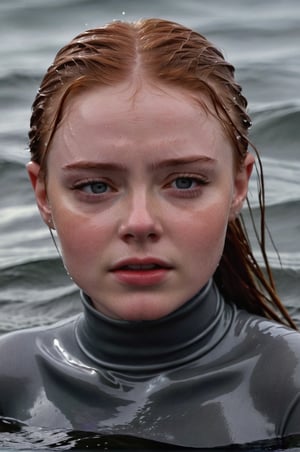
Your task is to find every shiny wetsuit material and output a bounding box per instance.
[0,280,300,448]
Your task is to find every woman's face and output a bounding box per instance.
[28,81,253,321]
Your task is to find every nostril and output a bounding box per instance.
[118,212,163,242]
[121,230,160,243]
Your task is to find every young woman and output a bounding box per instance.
[0,18,300,448]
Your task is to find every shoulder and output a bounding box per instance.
[0,316,79,370]
[233,307,300,353]
[0,316,80,416]
[231,307,300,385]
[235,307,300,342]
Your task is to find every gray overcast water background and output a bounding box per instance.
[0,0,300,448]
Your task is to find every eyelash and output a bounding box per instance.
[72,179,113,196]
[166,174,209,195]
[71,174,209,200]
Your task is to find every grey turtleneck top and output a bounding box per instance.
[0,280,300,448]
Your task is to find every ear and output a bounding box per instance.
[229,153,255,221]
[26,161,54,228]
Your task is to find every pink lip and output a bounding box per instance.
[111,257,172,270]
[110,257,173,287]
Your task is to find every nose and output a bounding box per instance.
[118,191,163,243]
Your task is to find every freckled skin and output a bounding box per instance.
[27,81,253,321]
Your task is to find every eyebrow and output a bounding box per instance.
[150,156,216,170]
[62,162,127,172]
[62,156,216,172]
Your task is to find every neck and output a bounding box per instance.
[75,280,231,373]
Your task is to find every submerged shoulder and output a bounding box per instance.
[0,316,80,413]
[230,309,300,435]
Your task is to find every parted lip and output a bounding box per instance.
[110,257,173,271]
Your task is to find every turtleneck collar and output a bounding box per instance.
[75,280,232,373]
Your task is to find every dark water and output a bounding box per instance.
[0,0,300,449]
[1,418,300,452]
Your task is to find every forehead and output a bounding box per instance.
[48,80,233,166]
[63,80,215,124]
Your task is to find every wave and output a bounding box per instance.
[246,156,300,208]
[249,104,300,161]
[0,258,79,333]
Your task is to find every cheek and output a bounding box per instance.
[52,210,109,264]
[177,207,229,259]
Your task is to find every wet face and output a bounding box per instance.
[28,81,253,321]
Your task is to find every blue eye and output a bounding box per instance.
[173,177,196,189]
[82,181,109,194]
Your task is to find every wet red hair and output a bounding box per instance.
[28,18,296,328]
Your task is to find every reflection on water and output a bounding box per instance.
[1,418,300,451]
